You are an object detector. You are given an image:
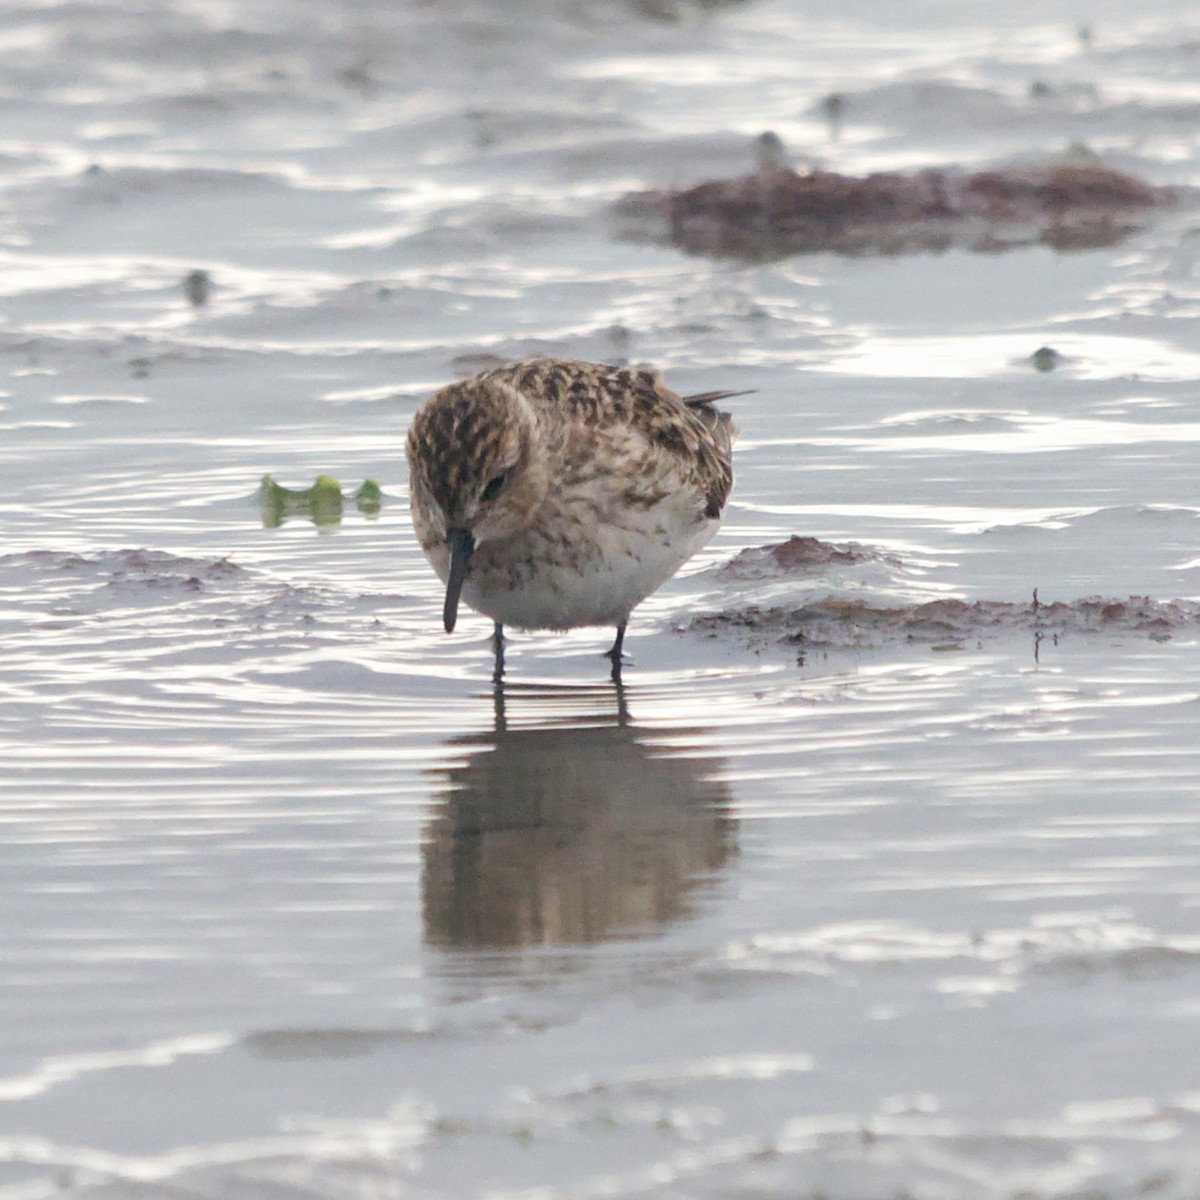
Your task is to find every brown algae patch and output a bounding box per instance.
[692,592,1200,652]
[719,535,880,580]
[616,137,1176,260]
[0,548,245,589]
[693,538,1200,652]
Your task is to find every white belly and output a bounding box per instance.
[418,486,717,631]
[470,517,717,631]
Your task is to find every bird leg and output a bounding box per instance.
[492,622,506,683]
[605,621,627,680]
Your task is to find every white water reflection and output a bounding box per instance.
[4,0,1200,1196]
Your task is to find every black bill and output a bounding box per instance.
[443,527,475,633]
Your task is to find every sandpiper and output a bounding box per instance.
[406,357,737,674]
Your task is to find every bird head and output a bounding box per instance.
[406,376,549,632]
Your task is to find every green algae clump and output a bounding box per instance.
[354,479,383,517]
[258,475,385,528]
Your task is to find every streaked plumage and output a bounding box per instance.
[406,357,736,671]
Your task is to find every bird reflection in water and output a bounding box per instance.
[422,679,737,949]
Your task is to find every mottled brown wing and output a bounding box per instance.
[482,359,737,519]
[681,394,736,518]
[620,366,736,520]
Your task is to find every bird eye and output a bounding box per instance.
[481,472,508,502]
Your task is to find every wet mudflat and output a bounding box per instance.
[3,2,1200,1197]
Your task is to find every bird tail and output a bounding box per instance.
[683,388,753,408]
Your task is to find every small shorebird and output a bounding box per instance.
[406,357,737,675]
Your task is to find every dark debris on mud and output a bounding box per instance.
[616,139,1177,260]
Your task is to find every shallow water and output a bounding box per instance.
[4,2,1200,1197]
